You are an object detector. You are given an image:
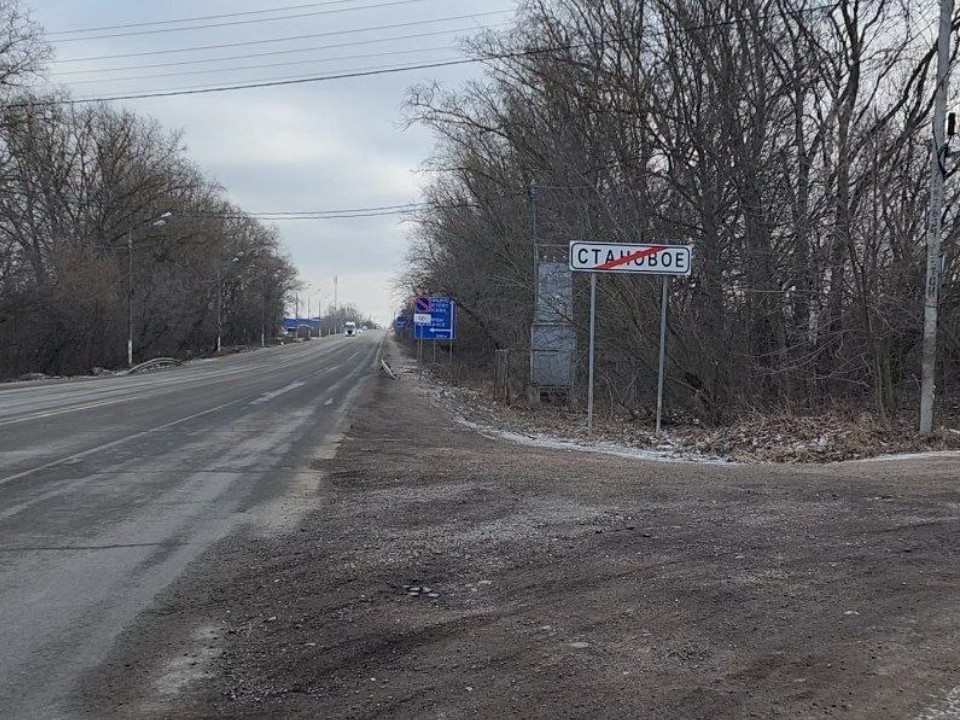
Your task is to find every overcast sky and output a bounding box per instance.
[27,0,516,323]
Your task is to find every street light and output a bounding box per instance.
[216,252,242,354]
[127,211,173,368]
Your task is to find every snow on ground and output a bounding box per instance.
[454,416,732,465]
[412,363,960,466]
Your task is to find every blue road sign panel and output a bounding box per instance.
[395,316,409,329]
[414,296,457,341]
[283,318,320,334]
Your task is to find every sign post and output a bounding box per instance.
[587,272,598,429]
[413,295,457,364]
[656,276,669,433]
[414,295,431,362]
[569,242,693,433]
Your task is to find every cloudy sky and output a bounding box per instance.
[27,0,517,323]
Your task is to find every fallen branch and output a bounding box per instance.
[380,358,399,380]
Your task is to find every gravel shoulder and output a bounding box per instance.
[78,343,960,720]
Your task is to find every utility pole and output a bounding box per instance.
[127,234,134,368]
[216,262,222,354]
[334,275,339,333]
[260,281,266,349]
[123,211,171,367]
[920,0,955,434]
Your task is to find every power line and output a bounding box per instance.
[141,54,456,95]
[47,0,378,35]
[51,0,436,44]
[54,10,514,64]
[44,45,459,86]
[178,201,474,221]
[50,23,511,76]
[246,212,420,220]
[243,202,431,215]
[271,203,431,214]
[13,1,841,107]
[62,58,474,103]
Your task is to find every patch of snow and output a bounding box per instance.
[854,450,960,464]
[917,685,960,720]
[454,417,731,466]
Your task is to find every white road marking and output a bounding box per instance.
[0,396,152,428]
[0,335,380,488]
[0,395,258,487]
[324,398,335,406]
[0,337,356,425]
[250,381,306,406]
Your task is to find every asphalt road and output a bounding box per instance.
[0,332,384,720]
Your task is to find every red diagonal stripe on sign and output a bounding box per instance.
[595,245,667,270]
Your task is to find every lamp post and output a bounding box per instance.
[126,211,172,367]
[310,288,323,337]
[258,263,279,349]
[216,253,242,354]
[260,284,266,348]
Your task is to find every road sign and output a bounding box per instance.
[569,241,693,433]
[395,316,408,329]
[414,313,431,325]
[414,296,456,341]
[569,242,692,276]
[414,295,432,313]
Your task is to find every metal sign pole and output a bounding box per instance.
[656,275,669,434]
[587,272,597,430]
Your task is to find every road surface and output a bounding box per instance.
[0,332,383,720]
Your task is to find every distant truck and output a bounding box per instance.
[345,321,357,337]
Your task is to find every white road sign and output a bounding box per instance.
[569,242,693,276]
[414,313,431,325]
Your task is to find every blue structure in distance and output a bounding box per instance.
[284,317,321,336]
[414,296,456,341]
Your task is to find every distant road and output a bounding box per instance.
[0,332,384,720]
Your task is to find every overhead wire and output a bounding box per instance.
[45,59,476,103]
[46,0,384,35]
[48,23,513,77]
[173,201,475,221]
[52,10,514,64]
[46,45,461,86]
[16,1,844,105]
[51,0,437,43]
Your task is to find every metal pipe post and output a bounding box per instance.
[656,276,669,434]
[529,181,538,393]
[587,272,597,430]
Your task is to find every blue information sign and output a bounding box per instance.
[395,316,409,329]
[414,296,456,341]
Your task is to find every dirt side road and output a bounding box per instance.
[79,348,960,720]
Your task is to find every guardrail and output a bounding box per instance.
[127,357,183,375]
